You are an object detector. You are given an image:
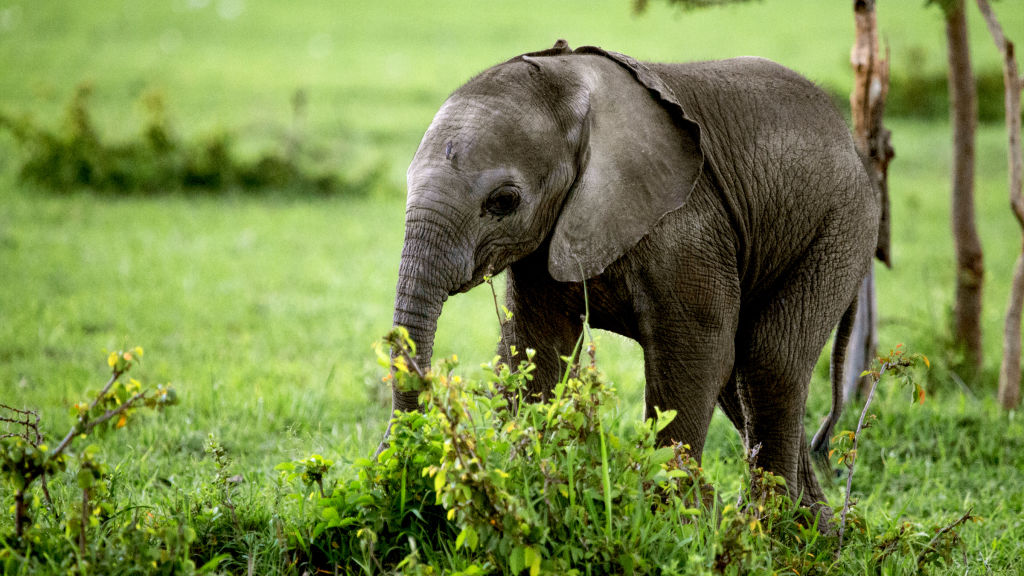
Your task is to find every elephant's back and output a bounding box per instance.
[647,58,878,292]
[648,58,858,182]
[649,57,841,128]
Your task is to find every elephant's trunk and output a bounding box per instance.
[391,258,444,412]
[389,211,468,414]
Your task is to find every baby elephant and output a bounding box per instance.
[387,40,879,518]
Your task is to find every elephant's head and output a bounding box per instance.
[388,41,704,415]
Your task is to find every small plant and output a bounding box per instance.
[203,434,244,533]
[260,328,984,574]
[1,347,175,539]
[280,327,721,574]
[827,343,976,564]
[277,454,334,499]
[0,346,191,573]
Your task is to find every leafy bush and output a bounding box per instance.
[0,347,206,575]
[276,329,723,574]
[0,85,384,196]
[266,329,968,575]
[818,65,1010,123]
[1,335,973,574]
[888,65,1009,123]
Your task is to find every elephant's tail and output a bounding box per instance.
[810,294,860,478]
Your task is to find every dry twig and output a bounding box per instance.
[975,0,1023,410]
[916,507,975,569]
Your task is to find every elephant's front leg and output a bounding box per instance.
[635,258,741,457]
[641,309,738,458]
[498,263,585,400]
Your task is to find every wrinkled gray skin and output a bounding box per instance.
[387,42,879,516]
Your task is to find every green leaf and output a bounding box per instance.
[434,468,446,494]
[653,408,677,433]
[649,446,676,468]
[524,546,541,576]
[510,546,525,575]
[455,525,478,551]
[77,468,95,489]
[618,552,635,575]
[348,494,374,507]
[196,553,232,574]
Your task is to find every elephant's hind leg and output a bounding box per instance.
[733,237,865,520]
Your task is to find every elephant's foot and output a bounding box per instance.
[797,435,836,534]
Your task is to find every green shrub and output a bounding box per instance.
[888,66,1009,123]
[265,329,969,575]
[0,347,206,575]
[276,327,725,573]
[0,85,384,196]
[821,63,1010,123]
[1,336,974,574]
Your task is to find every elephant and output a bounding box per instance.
[385,40,880,517]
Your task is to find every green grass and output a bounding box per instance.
[2,0,1024,573]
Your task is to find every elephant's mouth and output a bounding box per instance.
[451,277,484,295]
[450,263,496,295]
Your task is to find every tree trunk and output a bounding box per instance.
[845,0,893,400]
[945,0,985,377]
[976,0,1023,410]
[1002,253,1024,409]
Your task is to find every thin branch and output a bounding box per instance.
[836,362,886,556]
[88,391,150,429]
[486,276,516,366]
[0,404,43,444]
[39,473,58,520]
[976,0,1023,409]
[397,347,426,380]
[916,507,975,569]
[52,370,123,459]
[975,0,1022,226]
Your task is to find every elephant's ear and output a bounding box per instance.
[503,39,573,66]
[547,47,705,283]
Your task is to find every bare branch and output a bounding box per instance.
[976,0,1023,409]
[917,507,975,569]
[844,0,893,402]
[836,360,887,556]
[0,404,42,444]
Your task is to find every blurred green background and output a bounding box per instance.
[1,1,1023,568]
[1,0,1020,175]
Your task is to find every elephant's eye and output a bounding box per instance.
[482,185,521,218]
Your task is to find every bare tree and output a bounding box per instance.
[931,0,984,376]
[844,0,893,400]
[976,0,1022,410]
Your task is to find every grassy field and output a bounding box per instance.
[2,0,1024,573]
